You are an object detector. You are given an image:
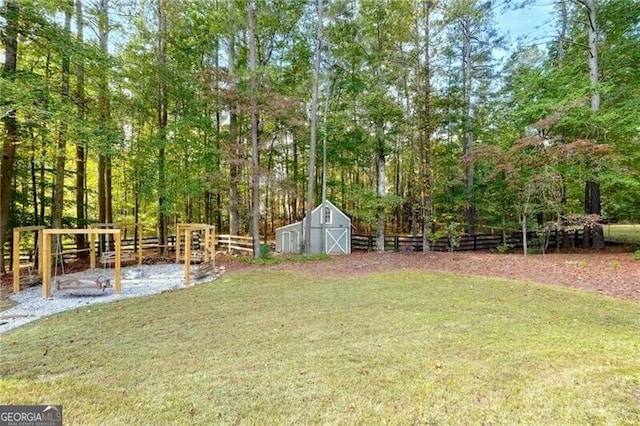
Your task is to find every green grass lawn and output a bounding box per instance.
[605,224,640,245]
[0,299,14,312]
[1,269,639,425]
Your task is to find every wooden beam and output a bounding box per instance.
[184,229,191,286]
[12,228,20,293]
[89,232,96,269]
[115,231,121,294]
[42,232,51,298]
[12,226,46,293]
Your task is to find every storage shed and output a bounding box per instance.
[275,200,351,255]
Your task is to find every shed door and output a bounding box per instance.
[282,231,298,253]
[325,228,349,254]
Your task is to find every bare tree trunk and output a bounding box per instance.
[227,4,240,236]
[157,0,169,255]
[420,0,434,251]
[376,144,386,253]
[305,0,323,254]
[247,0,261,257]
[52,5,73,230]
[0,0,19,273]
[521,214,528,257]
[106,157,113,223]
[30,137,39,225]
[97,0,110,227]
[292,136,299,219]
[556,0,567,64]
[461,17,475,236]
[75,0,87,254]
[578,0,604,249]
[373,13,386,254]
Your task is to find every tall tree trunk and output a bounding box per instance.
[75,0,87,254]
[578,0,604,249]
[52,6,73,230]
[292,135,299,220]
[305,0,323,253]
[376,141,386,253]
[373,14,386,254]
[462,17,475,236]
[157,0,169,255]
[30,136,39,225]
[227,4,240,236]
[556,0,567,64]
[247,1,261,257]
[420,0,434,251]
[97,0,111,227]
[0,0,19,273]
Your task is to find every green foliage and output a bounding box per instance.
[345,186,403,228]
[241,252,331,265]
[495,242,514,254]
[259,243,271,260]
[4,0,640,244]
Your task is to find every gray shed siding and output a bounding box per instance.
[275,222,303,254]
[275,200,351,254]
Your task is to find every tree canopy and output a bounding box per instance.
[1,0,639,260]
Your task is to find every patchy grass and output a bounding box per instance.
[241,252,332,265]
[0,299,15,312]
[1,269,639,425]
[605,224,640,245]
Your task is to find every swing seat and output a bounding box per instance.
[177,251,205,263]
[54,275,112,292]
[100,250,138,264]
[193,262,215,280]
[19,274,42,287]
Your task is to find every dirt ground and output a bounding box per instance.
[4,248,639,303]
[255,248,640,303]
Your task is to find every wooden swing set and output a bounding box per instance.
[175,223,216,285]
[90,222,143,265]
[12,226,45,293]
[41,228,122,298]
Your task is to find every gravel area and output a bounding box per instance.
[3,250,638,335]
[0,263,218,334]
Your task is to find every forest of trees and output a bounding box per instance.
[1,0,640,261]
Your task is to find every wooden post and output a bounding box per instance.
[204,229,213,262]
[11,226,46,293]
[42,231,52,298]
[184,229,191,285]
[12,228,20,293]
[37,228,43,276]
[176,224,182,263]
[136,223,143,265]
[115,230,121,294]
[211,228,216,267]
[89,232,96,269]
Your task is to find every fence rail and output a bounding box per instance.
[0,226,602,272]
[351,229,587,253]
[217,234,254,254]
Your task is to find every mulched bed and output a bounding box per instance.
[261,248,640,303]
[3,248,639,303]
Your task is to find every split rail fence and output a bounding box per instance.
[5,233,258,268]
[351,229,587,253]
[3,227,597,270]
